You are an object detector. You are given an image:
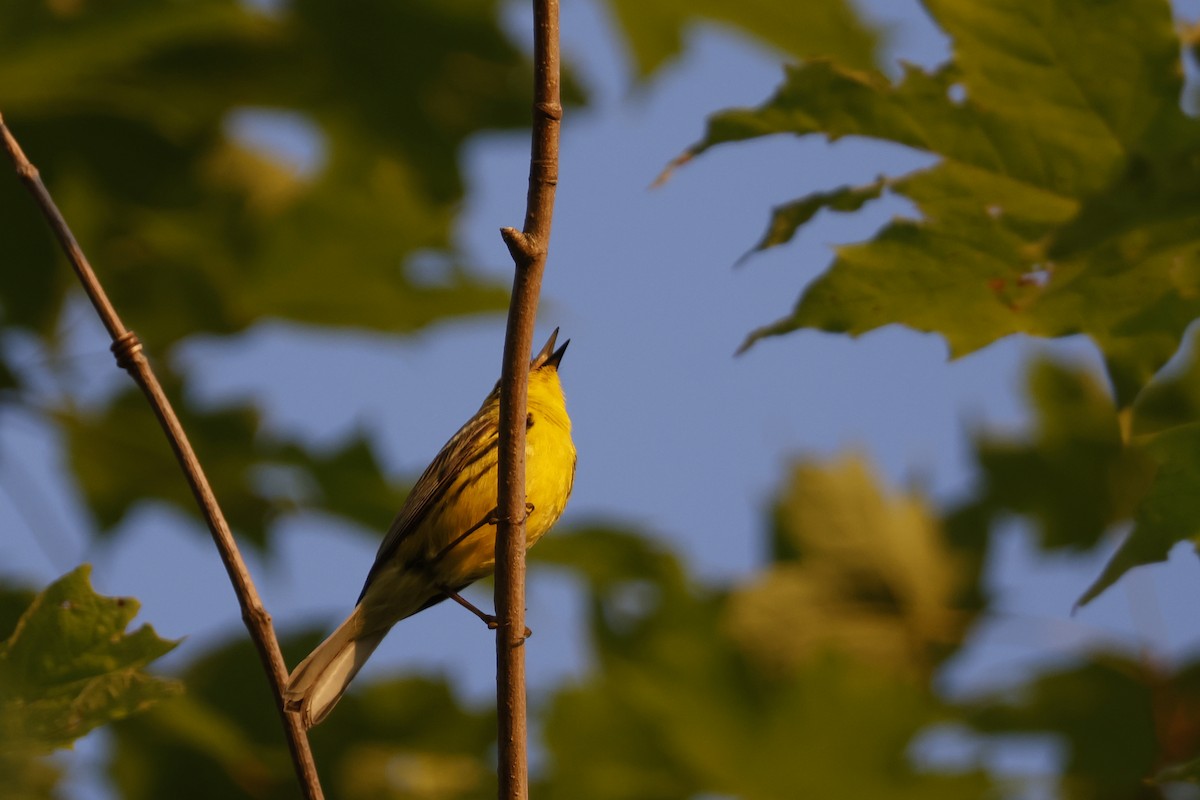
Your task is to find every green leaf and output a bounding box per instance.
[62,380,405,550]
[0,566,179,755]
[689,0,1200,404]
[735,177,887,267]
[604,0,881,77]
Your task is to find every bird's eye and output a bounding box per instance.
[526,413,535,429]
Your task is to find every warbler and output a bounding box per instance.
[285,330,576,728]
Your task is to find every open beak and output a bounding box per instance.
[532,327,569,370]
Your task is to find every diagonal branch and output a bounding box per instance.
[494,0,562,797]
[0,112,325,800]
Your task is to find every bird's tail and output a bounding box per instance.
[284,606,387,729]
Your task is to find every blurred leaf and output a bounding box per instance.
[534,525,689,594]
[275,436,409,533]
[61,382,274,546]
[690,0,1200,405]
[0,163,65,336]
[112,691,285,798]
[111,631,297,800]
[963,359,1156,552]
[0,755,59,800]
[320,679,496,800]
[0,0,537,349]
[0,353,18,394]
[533,526,695,654]
[604,0,880,78]
[967,654,1200,799]
[540,523,989,798]
[0,0,566,575]
[1158,755,1200,785]
[61,379,404,549]
[727,455,972,675]
[0,565,178,800]
[939,355,1200,604]
[111,630,496,800]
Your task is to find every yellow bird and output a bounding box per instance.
[285,330,576,727]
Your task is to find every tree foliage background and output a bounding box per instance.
[3,0,1200,797]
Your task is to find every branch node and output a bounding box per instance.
[533,101,563,121]
[0,118,34,178]
[110,330,144,373]
[494,507,531,526]
[531,158,558,186]
[500,226,536,263]
[246,604,273,629]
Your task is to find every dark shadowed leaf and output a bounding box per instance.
[60,383,274,546]
[110,630,496,800]
[0,354,17,393]
[61,379,404,550]
[961,359,1156,553]
[1131,328,1200,437]
[967,654,1200,799]
[1078,422,1200,606]
[0,0,533,350]
[0,584,36,643]
[1074,332,1200,603]
[274,437,409,534]
[533,525,689,594]
[931,355,1200,605]
[0,581,57,799]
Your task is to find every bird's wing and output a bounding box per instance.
[357,410,498,603]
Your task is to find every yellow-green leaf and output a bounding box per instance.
[0,566,179,755]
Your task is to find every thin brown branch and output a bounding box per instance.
[0,112,325,800]
[495,1,562,797]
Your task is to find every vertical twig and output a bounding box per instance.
[495,0,562,797]
[0,112,325,800]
